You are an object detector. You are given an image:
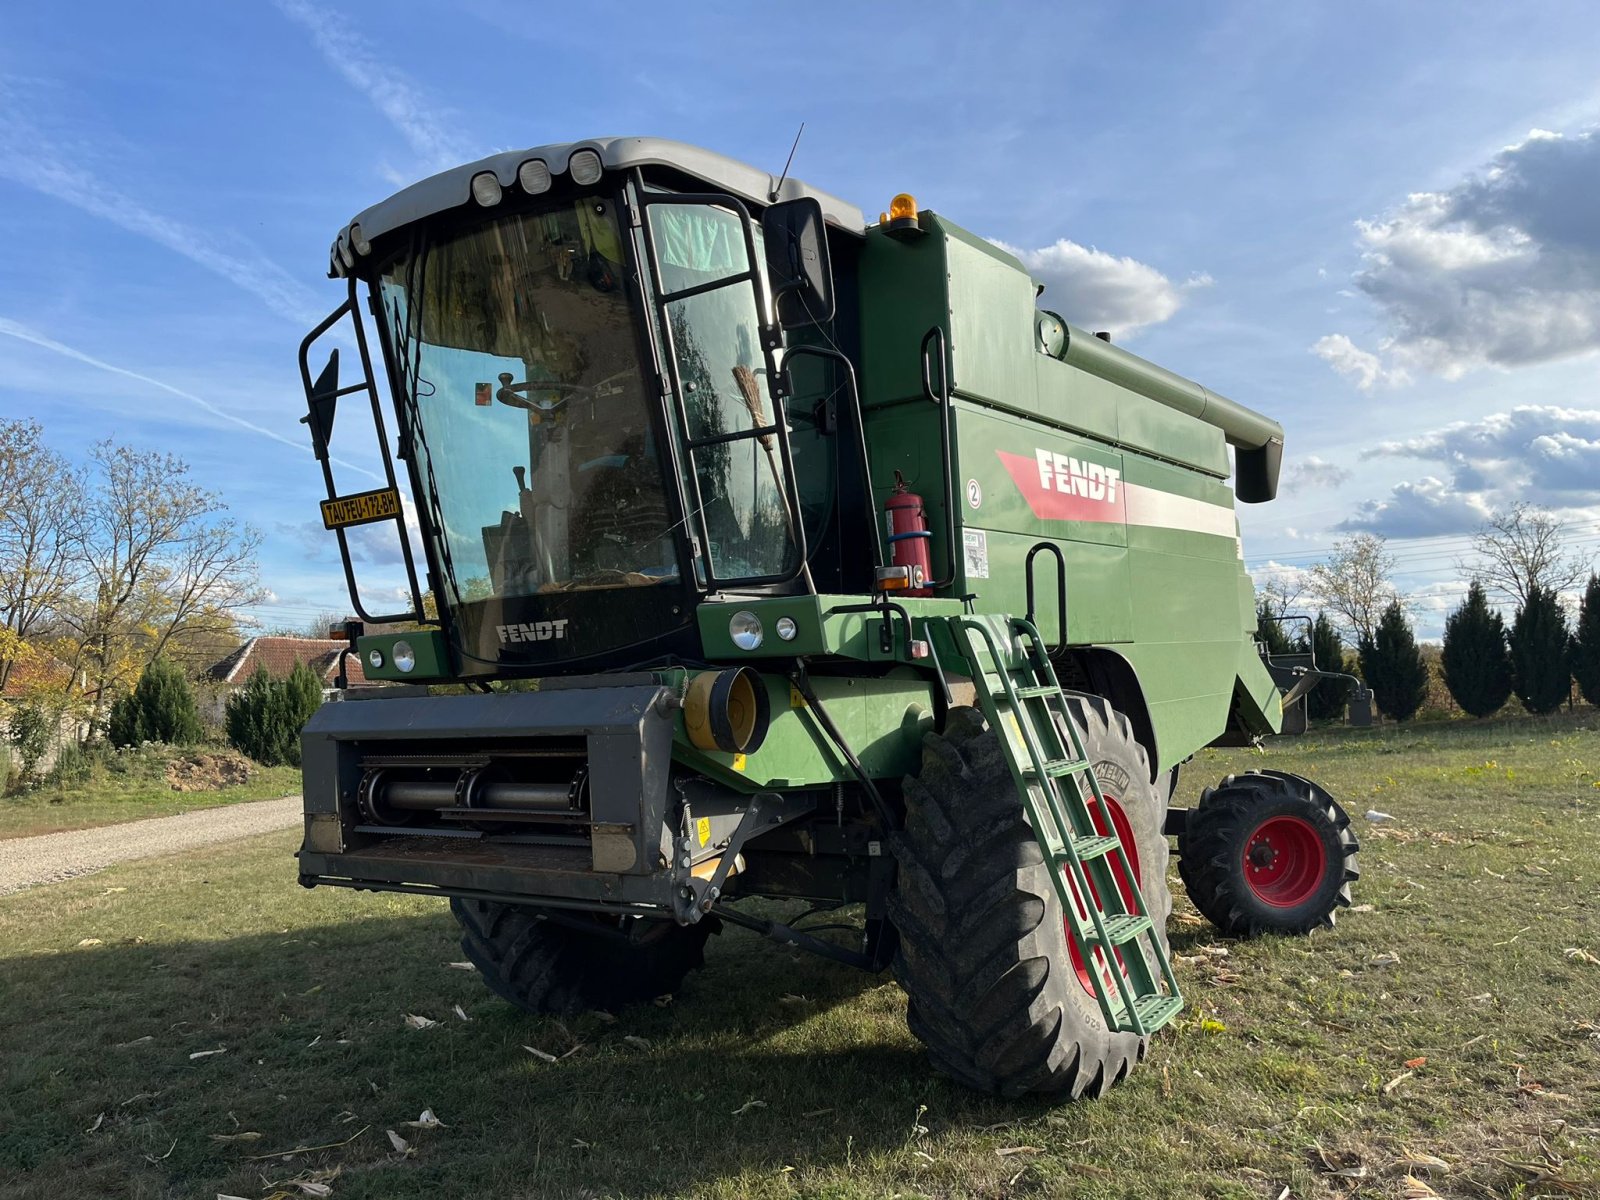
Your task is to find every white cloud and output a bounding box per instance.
[1283,454,1352,491]
[1319,127,1600,381]
[0,111,322,326]
[1337,476,1495,538]
[274,0,468,173]
[1310,333,1410,391]
[989,238,1208,338]
[1366,405,1600,502]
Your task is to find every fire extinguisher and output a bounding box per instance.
[885,470,933,596]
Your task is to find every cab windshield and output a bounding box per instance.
[379,194,678,603]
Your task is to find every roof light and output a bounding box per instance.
[568,148,602,186]
[888,193,918,221]
[337,237,354,269]
[349,223,371,256]
[517,159,551,194]
[391,640,415,673]
[470,171,503,207]
[728,610,763,651]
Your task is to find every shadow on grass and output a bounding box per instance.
[0,906,1058,1199]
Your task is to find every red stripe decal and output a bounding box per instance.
[997,450,1126,525]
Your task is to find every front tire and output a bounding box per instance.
[888,697,1172,1099]
[1177,770,1359,937]
[450,899,714,1015]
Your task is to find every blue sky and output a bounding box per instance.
[3,1,1599,639]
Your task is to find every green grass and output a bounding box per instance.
[0,745,301,839]
[1,713,1597,1198]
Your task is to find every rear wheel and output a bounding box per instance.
[1177,770,1359,936]
[450,898,714,1015]
[888,697,1171,1099]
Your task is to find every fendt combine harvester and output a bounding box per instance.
[296,138,1359,1099]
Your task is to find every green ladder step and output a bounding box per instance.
[1023,757,1088,779]
[1057,834,1123,862]
[1127,994,1185,1033]
[1088,913,1153,945]
[1012,684,1057,699]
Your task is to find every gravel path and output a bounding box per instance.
[0,796,301,897]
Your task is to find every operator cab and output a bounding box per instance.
[303,139,869,679]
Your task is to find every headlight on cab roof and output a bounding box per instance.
[391,640,416,673]
[729,610,763,651]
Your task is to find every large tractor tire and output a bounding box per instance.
[889,697,1172,1099]
[1178,770,1359,937]
[450,898,714,1015]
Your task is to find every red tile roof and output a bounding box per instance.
[1,654,76,698]
[207,637,372,687]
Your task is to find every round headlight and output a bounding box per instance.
[391,640,416,673]
[774,616,798,642]
[367,648,385,669]
[349,223,371,256]
[568,148,603,185]
[729,610,763,651]
[518,158,551,194]
[470,171,503,206]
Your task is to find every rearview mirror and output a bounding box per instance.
[762,197,834,329]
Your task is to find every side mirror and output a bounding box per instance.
[762,197,834,329]
[301,349,340,461]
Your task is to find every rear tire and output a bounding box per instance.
[1177,770,1359,936]
[888,697,1172,1099]
[450,898,714,1015]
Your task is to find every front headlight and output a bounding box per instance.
[391,640,416,673]
[774,616,798,642]
[367,648,385,669]
[729,611,763,651]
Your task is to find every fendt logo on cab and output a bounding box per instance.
[1033,449,1121,503]
[495,620,570,644]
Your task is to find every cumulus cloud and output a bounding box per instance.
[1317,127,1600,382]
[989,238,1209,338]
[1338,404,1600,536]
[1310,334,1410,390]
[1283,454,1352,491]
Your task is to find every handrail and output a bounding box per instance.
[1024,541,1068,655]
[919,327,958,590]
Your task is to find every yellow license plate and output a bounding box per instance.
[320,487,401,530]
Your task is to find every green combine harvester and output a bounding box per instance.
[296,137,1359,1099]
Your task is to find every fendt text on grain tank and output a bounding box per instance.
[294,138,1359,1099]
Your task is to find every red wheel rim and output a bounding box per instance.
[1240,815,1327,907]
[1065,791,1142,997]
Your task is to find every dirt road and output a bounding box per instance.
[0,796,301,897]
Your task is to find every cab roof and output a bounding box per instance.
[328,136,866,278]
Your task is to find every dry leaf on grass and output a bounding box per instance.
[1368,952,1402,969]
[452,1005,471,1022]
[652,994,673,1007]
[401,1109,447,1130]
[219,1194,252,1199]
[386,1129,411,1154]
[209,1131,262,1143]
[1365,809,1394,823]
[1404,1056,1428,1069]
[442,961,475,971]
[1395,1152,1449,1173]
[995,1146,1043,1157]
[84,1113,104,1134]
[1563,947,1600,965]
[189,1048,227,1060]
[116,1035,154,1048]
[1348,903,1375,913]
[522,1045,558,1063]
[403,1013,440,1030]
[590,1010,616,1024]
[731,1099,767,1116]
[802,1107,834,1118]
[293,1183,333,1198]
[1383,1071,1414,1094]
[622,1035,652,1050]
[1400,1174,1440,1198]
[76,938,103,947]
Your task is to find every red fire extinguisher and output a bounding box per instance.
[885,470,933,596]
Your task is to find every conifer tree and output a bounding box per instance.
[107,657,203,747]
[1571,574,1600,708]
[1306,612,1352,721]
[1256,596,1296,657]
[1440,581,1512,717]
[1510,584,1570,715]
[1358,600,1428,722]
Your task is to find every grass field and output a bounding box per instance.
[1,712,1597,1199]
[0,747,301,839]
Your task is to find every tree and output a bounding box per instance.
[62,441,263,726]
[1305,612,1352,721]
[1573,574,1600,708]
[285,660,325,733]
[0,420,86,691]
[225,667,297,766]
[1358,600,1428,722]
[1309,533,1400,643]
[1440,581,1512,718]
[106,657,203,747]
[1509,585,1571,715]
[1463,502,1585,611]
[1255,595,1297,657]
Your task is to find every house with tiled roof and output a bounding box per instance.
[206,636,373,690]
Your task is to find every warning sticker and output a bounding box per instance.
[963,529,989,579]
[695,816,712,848]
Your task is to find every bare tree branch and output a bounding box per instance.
[1459,502,1586,611]
[1308,533,1400,644]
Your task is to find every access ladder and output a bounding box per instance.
[940,614,1183,1036]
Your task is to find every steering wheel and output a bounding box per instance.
[495,373,594,412]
